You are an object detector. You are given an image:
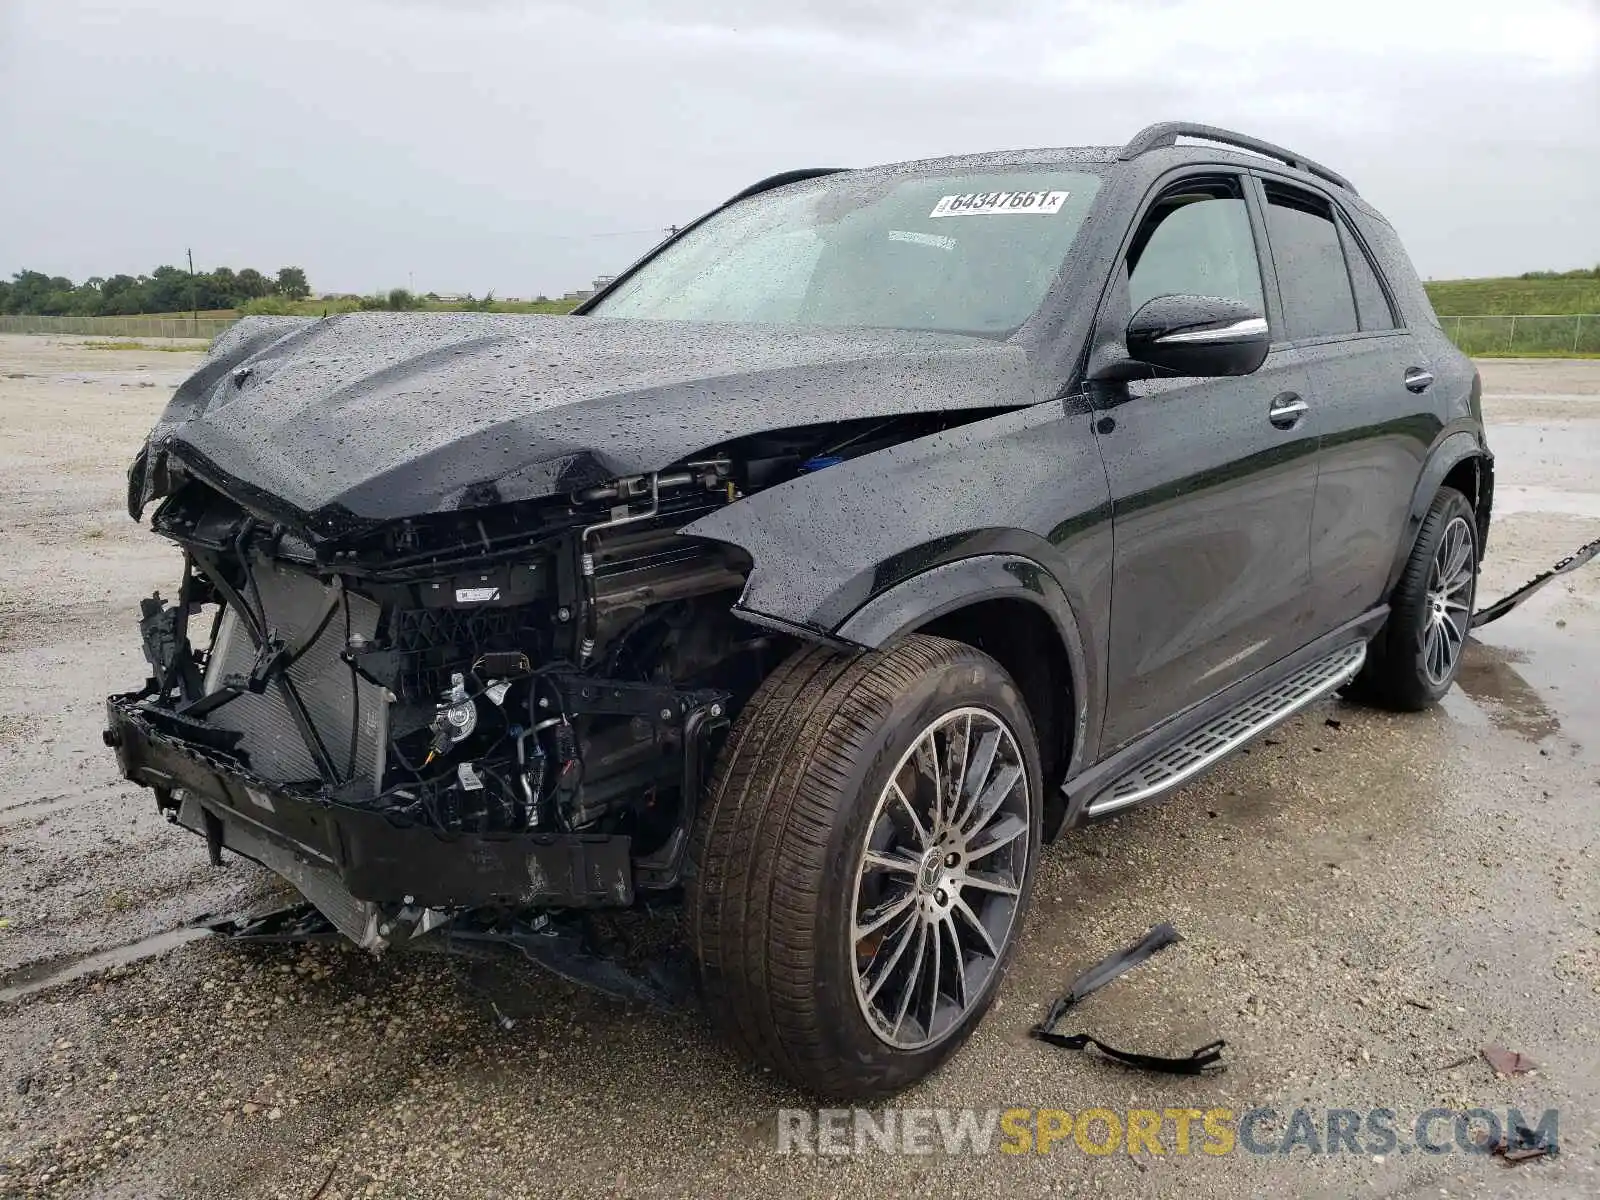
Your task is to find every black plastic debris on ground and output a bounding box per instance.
[1029,923,1225,1075]
[1472,535,1600,629]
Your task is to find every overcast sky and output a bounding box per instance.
[1,0,1596,297]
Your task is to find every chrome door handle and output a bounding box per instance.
[1404,367,1435,393]
[1268,393,1309,428]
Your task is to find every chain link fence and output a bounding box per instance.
[2,312,1598,356]
[0,314,234,339]
[1441,314,1597,356]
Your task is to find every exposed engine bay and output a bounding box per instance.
[107,412,977,947]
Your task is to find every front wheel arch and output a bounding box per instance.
[833,554,1093,818]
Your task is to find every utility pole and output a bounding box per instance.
[186,248,198,331]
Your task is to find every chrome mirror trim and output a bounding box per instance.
[1154,316,1269,345]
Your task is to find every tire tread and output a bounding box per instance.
[688,634,1033,1097]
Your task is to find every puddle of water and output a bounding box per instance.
[1446,616,1600,763]
[0,926,211,1004]
[1453,639,1562,743]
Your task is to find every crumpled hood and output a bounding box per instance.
[139,313,1037,533]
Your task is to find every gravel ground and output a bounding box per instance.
[1,338,1597,1198]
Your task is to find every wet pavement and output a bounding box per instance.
[1,340,1597,1198]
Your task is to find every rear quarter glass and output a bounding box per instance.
[1346,208,1440,329]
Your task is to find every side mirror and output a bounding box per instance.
[1123,294,1270,378]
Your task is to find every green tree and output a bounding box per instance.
[276,266,310,300]
[204,266,241,309]
[69,278,106,315]
[236,267,271,299]
[100,274,144,315]
[145,265,193,313]
[7,271,61,312]
[40,287,76,315]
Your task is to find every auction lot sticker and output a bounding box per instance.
[929,190,1069,217]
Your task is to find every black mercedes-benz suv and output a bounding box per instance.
[107,123,1492,1098]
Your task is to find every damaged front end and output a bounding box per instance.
[105,312,1034,956]
[106,457,780,951]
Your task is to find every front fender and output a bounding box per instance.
[683,398,1112,619]
[683,399,1114,782]
[835,553,1095,777]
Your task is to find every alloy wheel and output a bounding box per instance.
[850,707,1031,1051]
[1423,514,1475,685]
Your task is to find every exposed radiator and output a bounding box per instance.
[204,561,387,790]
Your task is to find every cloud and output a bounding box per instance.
[0,0,1594,292]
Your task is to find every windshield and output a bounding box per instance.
[590,169,1103,338]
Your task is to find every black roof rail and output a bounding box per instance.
[1119,122,1356,194]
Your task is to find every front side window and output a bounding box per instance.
[590,169,1103,338]
[1127,183,1266,316]
[1265,186,1359,339]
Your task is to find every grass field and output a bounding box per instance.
[13,276,1600,357]
[1423,276,1600,316]
[101,276,1600,321]
[129,298,582,319]
[240,296,582,317]
[81,339,208,352]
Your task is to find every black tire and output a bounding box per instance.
[688,634,1042,1100]
[1349,486,1478,711]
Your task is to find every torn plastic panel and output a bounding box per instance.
[1472,535,1600,628]
[1030,923,1227,1075]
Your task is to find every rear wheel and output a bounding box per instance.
[689,634,1041,1099]
[1350,486,1478,711]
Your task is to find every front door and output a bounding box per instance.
[1093,175,1321,750]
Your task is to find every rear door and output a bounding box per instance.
[1255,178,1438,632]
[1094,173,1320,750]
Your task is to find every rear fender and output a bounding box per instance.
[1384,430,1491,594]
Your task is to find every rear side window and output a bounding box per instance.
[1127,183,1265,314]
[1264,186,1358,340]
[1341,220,1397,331]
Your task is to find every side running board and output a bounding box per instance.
[1086,642,1367,818]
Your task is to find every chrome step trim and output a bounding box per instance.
[1086,642,1367,818]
